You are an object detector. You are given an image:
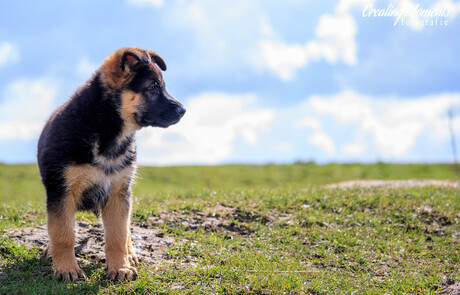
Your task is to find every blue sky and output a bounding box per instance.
[1,0,460,165]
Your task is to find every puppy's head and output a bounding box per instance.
[100,47,186,130]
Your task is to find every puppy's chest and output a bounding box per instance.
[86,135,137,193]
[92,135,137,175]
[65,135,137,213]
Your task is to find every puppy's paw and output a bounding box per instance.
[43,245,52,259]
[128,253,139,266]
[107,267,138,281]
[54,265,86,281]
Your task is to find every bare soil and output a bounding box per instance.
[326,179,459,189]
[440,282,460,295]
[8,222,176,265]
[6,205,285,265]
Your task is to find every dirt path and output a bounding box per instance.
[326,179,459,189]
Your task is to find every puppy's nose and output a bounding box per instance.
[176,105,186,116]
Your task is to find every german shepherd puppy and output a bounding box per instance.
[37,47,185,281]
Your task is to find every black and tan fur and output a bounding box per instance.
[37,47,185,281]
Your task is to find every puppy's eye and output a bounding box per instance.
[147,80,161,93]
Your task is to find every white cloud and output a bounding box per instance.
[260,41,311,81]
[138,92,275,165]
[0,121,43,141]
[273,142,294,153]
[295,115,336,156]
[306,91,460,157]
[315,13,357,65]
[0,79,58,140]
[432,0,460,18]
[309,131,336,156]
[260,0,370,80]
[342,142,366,155]
[125,0,163,8]
[0,42,20,67]
[295,116,322,130]
[336,0,375,14]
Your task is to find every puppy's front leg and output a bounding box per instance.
[102,184,137,281]
[47,200,85,281]
[127,230,139,266]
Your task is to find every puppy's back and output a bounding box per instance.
[37,73,123,188]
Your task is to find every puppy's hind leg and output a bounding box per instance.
[47,199,85,281]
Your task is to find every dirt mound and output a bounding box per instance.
[326,179,459,189]
[440,281,460,295]
[8,222,176,265]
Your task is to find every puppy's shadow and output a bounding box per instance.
[0,240,108,295]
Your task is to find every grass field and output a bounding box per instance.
[0,163,459,294]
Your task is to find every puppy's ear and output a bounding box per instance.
[121,49,151,72]
[145,50,167,71]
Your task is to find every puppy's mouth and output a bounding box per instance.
[136,113,183,128]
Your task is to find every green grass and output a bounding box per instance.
[0,163,459,294]
[0,162,457,203]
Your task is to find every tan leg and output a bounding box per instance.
[102,185,137,281]
[47,205,85,281]
[127,231,139,266]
